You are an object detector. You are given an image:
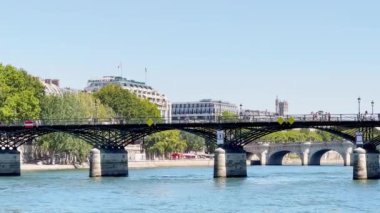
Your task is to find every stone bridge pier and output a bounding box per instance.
[89,148,128,177]
[245,141,354,166]
[352,147,380,180]
[214,147,247,178]
[0,149,21,176]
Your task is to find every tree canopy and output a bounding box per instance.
[37,92,115,164]
[40,92,114,122]
[180,131,205,152]
[144,130,187,159]
[94,84,160,120]
[0,64,44,123]
[260,129,344,143]
[220,111,239,122]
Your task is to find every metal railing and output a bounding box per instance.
[171,113,380,124]
[2,113,379,127]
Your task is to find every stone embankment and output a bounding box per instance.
[21,152,344,171]
[21,159,215,171]
[129,159,214,168]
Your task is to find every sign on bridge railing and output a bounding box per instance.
[355,132,363,147]
[217,130,224,145]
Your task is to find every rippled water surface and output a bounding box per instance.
[1,166,380,212]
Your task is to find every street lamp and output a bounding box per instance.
[358,97,361,117]
[219,101,222,121]
[239,104,243,120]
[371,100,374,115]
[94,99,98,123]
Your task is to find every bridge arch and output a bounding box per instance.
[1,126,218,151]
[245,141,354,166]
[309,149,344,166]
[267,150,302,165]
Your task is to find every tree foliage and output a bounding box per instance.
[144,130,209,159]
[0,64,44,123]
[36,93,115,164]
[180,131,205,152]
[144,130,187,159]
[40,92,114,122]
[260,129,344,143]
[94,84,160,119]
[220,111,239,122]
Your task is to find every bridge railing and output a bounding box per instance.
[237,113,378,123]
[3,113,380,127]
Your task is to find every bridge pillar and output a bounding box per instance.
[344,151,352,167]
[89,148,128,177]
[353,148,380,180]
[343,141,353,166]
[353,148,367,180]
[260,150,268,166]
[0,150,21,176]
[366,152,380,179]
[301,143,311,166]
[302,151,309,166]
[214,148,247,178]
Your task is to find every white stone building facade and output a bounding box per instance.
[40,79,62,95]
[172,99,238,122]
[84,76,171,122]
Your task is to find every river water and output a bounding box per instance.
[1,166,379,212]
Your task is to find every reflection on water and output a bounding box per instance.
[353,179,380,186]
[1,166,380,212]
[213,177,247,188]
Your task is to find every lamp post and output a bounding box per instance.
[358,97,361,116]
[239,104,243,120]
[94,99,98,124]
[371,100,374,115]
[218,100,222,122]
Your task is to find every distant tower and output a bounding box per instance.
[275,96,288,116]
[283,101,288,115]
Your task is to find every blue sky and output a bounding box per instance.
[1,0,379,114]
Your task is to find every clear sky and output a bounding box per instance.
[1,0,379,114]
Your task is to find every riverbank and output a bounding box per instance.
[129,159,214,168]
[21,157,345,171]
[22,164,80,171]
[21,159,215,171]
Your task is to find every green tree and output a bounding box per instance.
[220,111,239,122]
[94,84,160,121]
[36,92,115,164]
[204,139,217,154]
[260,129,343,143]
[144,130,187,159]
[0,64,44,123]
[180,131,205,152]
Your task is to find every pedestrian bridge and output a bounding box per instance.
[0,114,377,179]
[244,141,354,166]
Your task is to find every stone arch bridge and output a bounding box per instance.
[244,141,354,166]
